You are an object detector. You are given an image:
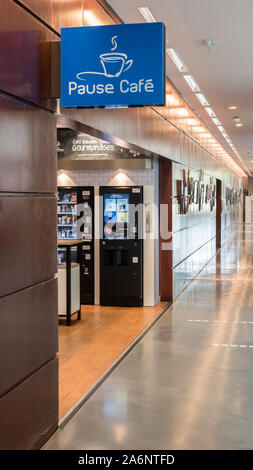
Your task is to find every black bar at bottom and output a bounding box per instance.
[0,450,249,466]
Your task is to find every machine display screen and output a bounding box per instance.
[104,193,129,239]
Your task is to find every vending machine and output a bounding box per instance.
[100,186,143,307]
[57,187,94,304]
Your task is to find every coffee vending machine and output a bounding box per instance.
[100,186,143,307]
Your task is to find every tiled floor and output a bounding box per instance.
[45,225,253,450]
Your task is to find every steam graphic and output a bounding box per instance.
[111,36,118,51]
[76,35,133,79]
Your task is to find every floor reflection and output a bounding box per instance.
[45,225,253,450]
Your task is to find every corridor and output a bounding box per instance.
[45,225,253,450]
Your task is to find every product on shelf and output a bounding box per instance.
[62,193,71,202]
[70,192,77,202]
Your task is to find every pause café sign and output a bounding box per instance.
[61,23,165,108]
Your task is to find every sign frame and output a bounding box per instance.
[61,22,166,109]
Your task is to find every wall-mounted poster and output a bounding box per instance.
[199,184,205,211]
[189,177,194,205]
[187,169,190,188]
[176,179,184,214]
[226,187,230,206]
[193,181,199,204]
[145,203,152,233]
[205,184,209,204]
[184,196,190,214]
[199,169,204,182]
[182,169,186,185]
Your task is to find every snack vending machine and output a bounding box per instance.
[57,187,94,304]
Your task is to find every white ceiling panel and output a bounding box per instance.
[108,0,253,174]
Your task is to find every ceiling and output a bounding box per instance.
[107,0,253,175]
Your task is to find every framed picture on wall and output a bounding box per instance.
[205,184,209,203]
[193,181,198,204]
[189,177,194,205]
[199,169,204,182]
[184,196,190,214]
[226,187,229,205]
[176,179,185,214]
[198,184,205,211]
[145,203,152,233]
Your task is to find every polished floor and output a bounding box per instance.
[59,302,166,418]
[45,225,253,450]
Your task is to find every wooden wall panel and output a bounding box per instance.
[0,0,58,110]
[0,195,57,297]
[160,159,173,301]
[19,0,114,32]
[0,0,58,451]
[0,278,58,397]
[0,94,57,193]
[0,358,58,450]
[64,105,243,187]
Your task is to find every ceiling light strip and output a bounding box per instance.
[164,41,248,175]
[195,93,209,107]
[138,7,157,22]
[183,74,200,92]
[205,107,216,118]
[166,48,188,73]
[212,117,221,126]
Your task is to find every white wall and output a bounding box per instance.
[58,167,160,306]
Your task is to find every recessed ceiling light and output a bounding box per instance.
[205,107,216,118]
[236,123,243,127]
[138,7,157,22]
[195,93,209,107]
[183,75,200,92]
[233,116,240,122]
[212,117,221,126]
[166,49,188,73]
[228,106,237,110]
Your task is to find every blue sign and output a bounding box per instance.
[61,23,165,108]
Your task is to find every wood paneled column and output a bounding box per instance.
[216,179,222,248]
[160,159,173,302]
[0,0,59,449]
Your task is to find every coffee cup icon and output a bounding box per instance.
[100,53,133,77]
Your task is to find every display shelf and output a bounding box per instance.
[57,240,83,325]
[58,212,77,215]
[58,237,77,240]
[58,201,77,204]
[58,263,80,319]
[58,240,82,246]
